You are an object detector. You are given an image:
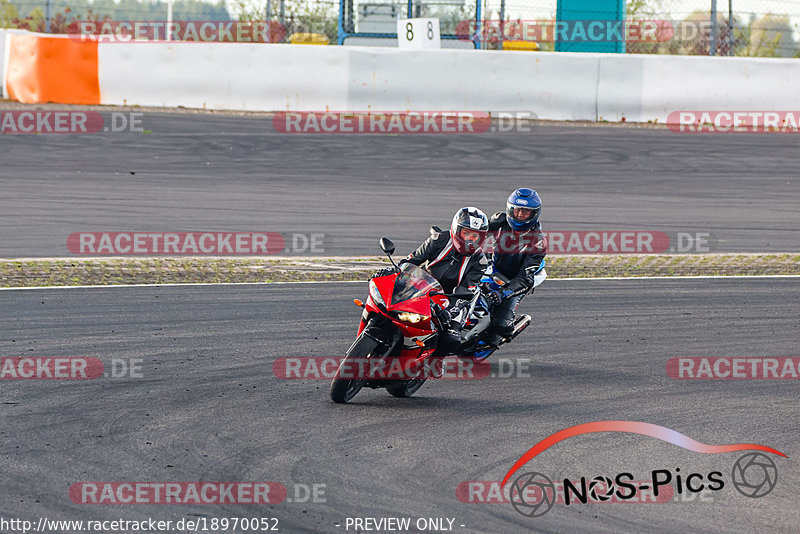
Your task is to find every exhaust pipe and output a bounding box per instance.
[509,314,531,339]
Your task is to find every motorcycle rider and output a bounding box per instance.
[373,207,490,354]
[484,188,547,346]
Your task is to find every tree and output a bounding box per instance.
[747,14,796,57]
[0,0,19,28]
[5,0,232,35]
[233,0,337,44]
[624,0,756,57]
[415,1,473,37]
[626,0,669,54]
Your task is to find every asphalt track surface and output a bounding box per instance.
[1,113,799,257]
[1,278,798,533]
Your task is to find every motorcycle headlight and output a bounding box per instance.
[397,312,429,324]
[369,281,385,307]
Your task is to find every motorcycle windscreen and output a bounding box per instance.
[391,264,442,306]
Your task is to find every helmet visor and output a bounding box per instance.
[457,227,488,252]
[510,207,537,221]
[507,203,541,225]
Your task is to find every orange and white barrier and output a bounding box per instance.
[5,31,800,123]
[0,29,28,97]
[3,33,99,104]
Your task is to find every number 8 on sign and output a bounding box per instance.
[397,18,441,49]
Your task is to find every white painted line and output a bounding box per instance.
[551,275,800,281]
[0,280,365,291]
[0,275,798,291]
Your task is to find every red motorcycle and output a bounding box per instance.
[329,237,539,403]
[329,238,457,403]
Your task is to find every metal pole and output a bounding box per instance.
[482,0,487,48]
[266,0,272,42]
[45,0,51,32]
[474,0,481,49]
[167,0,173,41]
[728,0,733,55]
[499,0,505,48]
[710,0,718,55]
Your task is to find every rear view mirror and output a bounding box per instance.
[379,237,395,255]
[379,237,400,271]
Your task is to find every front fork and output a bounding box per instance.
[359,312,402,359]
[358,311,443,381]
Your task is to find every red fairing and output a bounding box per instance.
[373,273,395,304]
[372,273,436,333]
[349,265,452,382]
[388,294,432,317]
[356,311,367,337]
[431,294,449,309]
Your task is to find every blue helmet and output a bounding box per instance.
[506,188,542,232]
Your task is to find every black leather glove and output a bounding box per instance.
[446,299,469,317]
[487,289,514,306]
[486,290,503,307]
[432,303,452,330]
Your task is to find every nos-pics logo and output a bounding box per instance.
[502,421,784,518]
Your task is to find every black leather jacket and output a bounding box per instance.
[487,213,547,293]
[399,230,488,294]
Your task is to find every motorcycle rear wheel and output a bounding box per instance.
[330,334,378,403]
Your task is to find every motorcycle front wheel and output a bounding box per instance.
[386,377,427,398]
[329,334,379,403]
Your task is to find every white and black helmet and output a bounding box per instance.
[450,207,489,255]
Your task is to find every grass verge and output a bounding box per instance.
[0,254,797,288]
